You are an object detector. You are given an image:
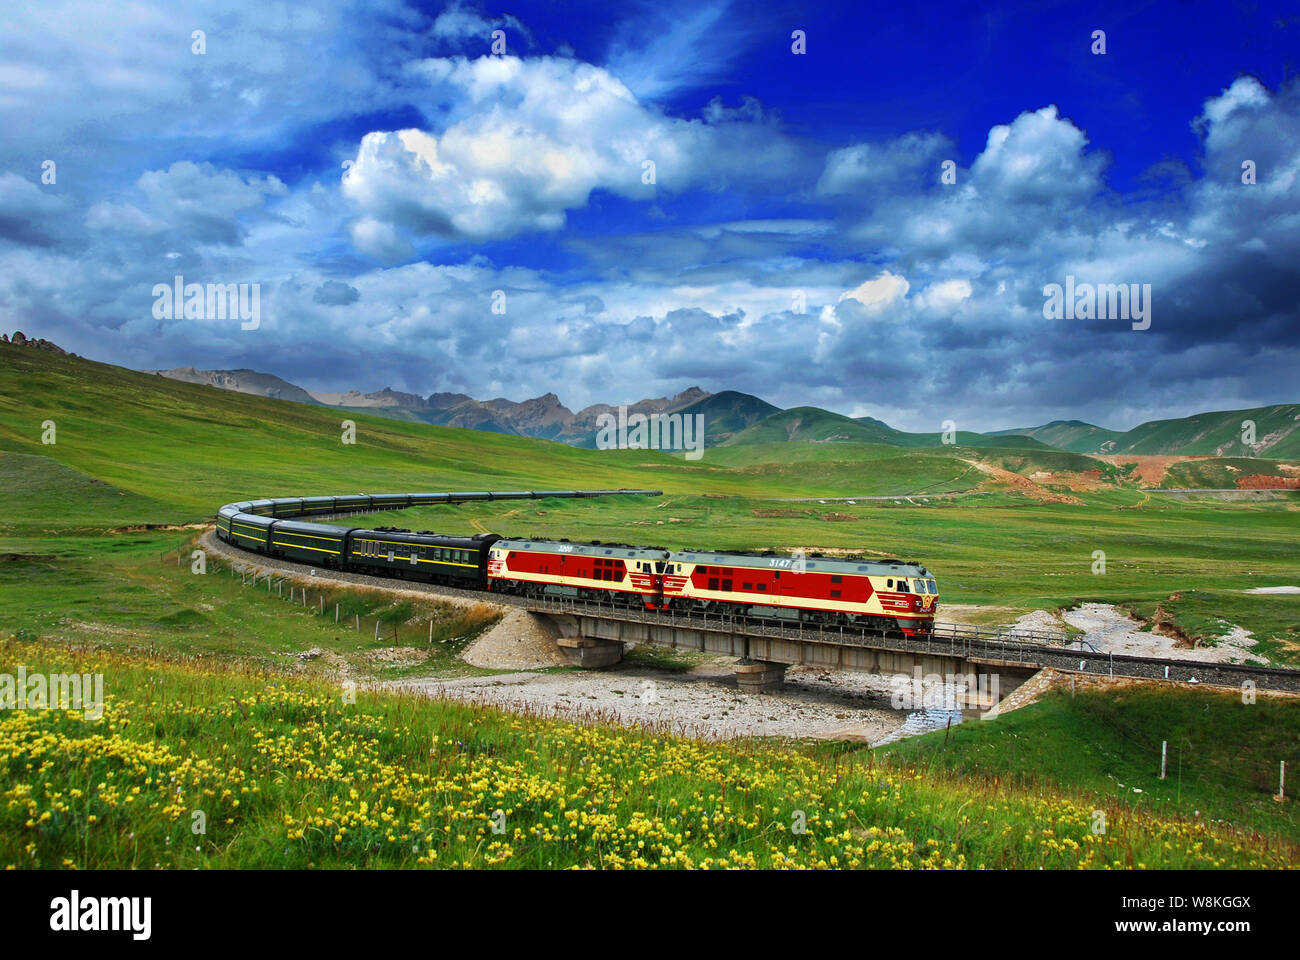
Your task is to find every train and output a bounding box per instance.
[215,490,939,636]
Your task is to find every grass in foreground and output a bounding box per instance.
[1,637,1293,870]
[874,685,1300,840]
[0,533,501,680]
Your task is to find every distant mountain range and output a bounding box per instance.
[151,366,709,448]
[144,364,1300,460]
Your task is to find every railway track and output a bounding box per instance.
[523,593,1300,692]
[201,529,1300,694]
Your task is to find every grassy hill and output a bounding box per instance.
[1116,404,1300,458]
[675,390,780,444]
[995,406,1300,458]
[0,342,699,523]
[987,419,1124,453]
[724,406,904,445]
[729,406,1063,453]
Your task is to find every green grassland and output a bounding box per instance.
[1,636,1292,869]
[2,343,1300,869]
[0,532,499,681]
[2,342,1299,658]
[874,686,1300,840]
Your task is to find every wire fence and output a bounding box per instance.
[163,539,459,646]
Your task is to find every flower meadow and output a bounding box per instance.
[0,638,1292,870]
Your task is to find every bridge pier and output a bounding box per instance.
[532,606,1052,709]
[555,634,625,668]
[735,659,787,694]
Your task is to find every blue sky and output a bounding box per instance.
[1,0,1298,431]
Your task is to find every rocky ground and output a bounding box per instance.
[384,655,966,742]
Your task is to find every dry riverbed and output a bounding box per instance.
[383,654,971,742]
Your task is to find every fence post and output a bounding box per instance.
[355,613,359,631]
[1160,741,1167,780]
[374,619,379,641]
[429,620,434,644]
[1280,761,1287,802]
[335,603,339,623]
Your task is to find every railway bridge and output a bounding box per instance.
[528,595,1300,706]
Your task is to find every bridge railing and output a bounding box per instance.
[524,594,1074,661]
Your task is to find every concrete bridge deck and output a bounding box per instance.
[528,595,1300,699]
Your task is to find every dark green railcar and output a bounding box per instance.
[267,519,349,567]
[346,528,499,586]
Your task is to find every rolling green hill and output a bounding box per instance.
[0,342,692,523]
[675,390,780,443]
[0,343,999,529]
[724,406,902,445]
[986,419,1124,453]
[1115,404,1300,458]
[729,406,1061,453]
[992,406,1300,458]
